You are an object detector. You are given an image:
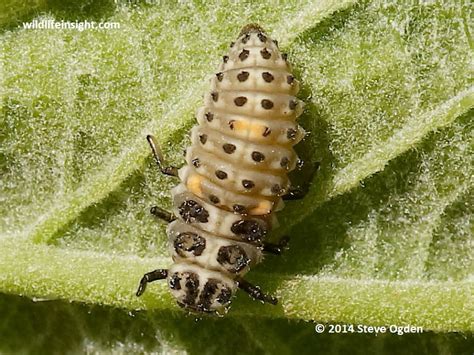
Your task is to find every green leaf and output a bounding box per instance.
[1,1,473,352]
[1,293,472,354]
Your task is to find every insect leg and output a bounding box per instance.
[150,206,176,223]
[262,235,289,255]
[283,161,320,200]
[237,279,278,305]
[282,187,306,200]
[147,134,178,177]
[136,269,168,297]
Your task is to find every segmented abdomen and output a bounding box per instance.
[167,25,304,284]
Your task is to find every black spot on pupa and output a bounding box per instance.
[197,279,219,312]
[251,151,265,162]
[257,32,267,42]
[211,92,218,102]
[174,232,206,257]
[261,99,273,110]
[262,127,271,137]
[228,120,235,130]
[169,273,181,290]
[182,272,200,306]
[205,112,214,122]
[237,71,249,82]
[209,195,220,204]
[215,170,228,180]
[239,49,249,61]
[287,75,294,84]
[192,158,200,168]
[241,33,250,44]
[260,48,271,59]
[230,41,235,48]
[262,72,274,82]
[223,55,229,63]
[289,100,297,110]
[223,143,236,154]
[287,128,297,140]
[231,219,266,242]
[280,157,290,169]
[216,72,224,82]
[178,200,209,223]
[217,245,250,273]
[233,204,247,214]
[242,179,255,189]
[234,96,247,106]
[217,287,232,304]
[271,184,283,195]
[199,134,207,144]
[281,53,288,61]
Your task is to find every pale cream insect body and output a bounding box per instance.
[137,24,305,314]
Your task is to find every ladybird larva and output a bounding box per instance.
[137,23,306,315]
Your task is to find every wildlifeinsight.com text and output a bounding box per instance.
[22,20,121,31]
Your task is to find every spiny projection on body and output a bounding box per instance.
[136,24,308,315]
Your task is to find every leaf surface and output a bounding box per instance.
[0,3,473,353]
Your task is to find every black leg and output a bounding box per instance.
[136,269,168,296]
[150,205,176,223]
[238,279,278,305]
[283,161,320,200]
[282,187,306,200]
[262,236,289,255]
[147,134,178,177]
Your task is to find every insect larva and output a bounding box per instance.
[136,24,306,315]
